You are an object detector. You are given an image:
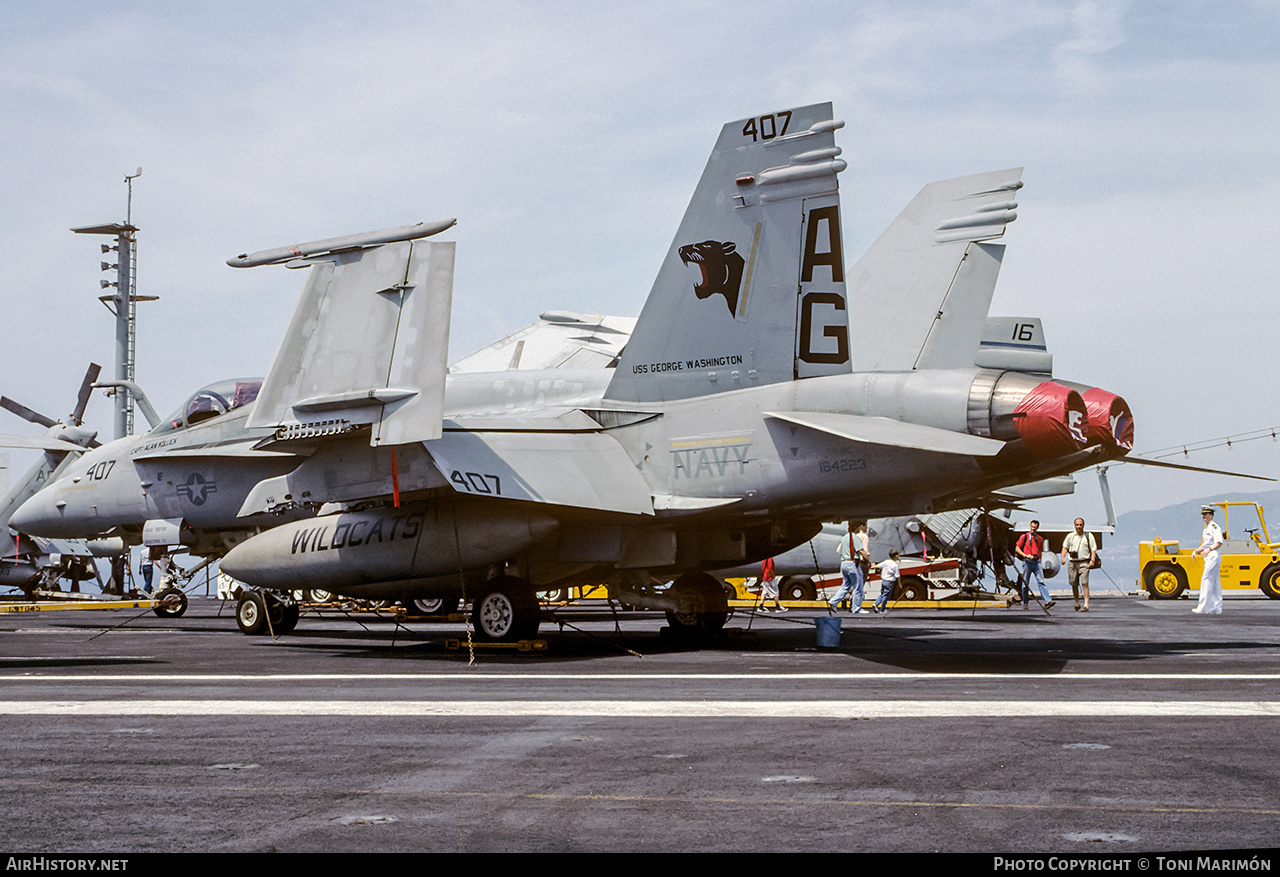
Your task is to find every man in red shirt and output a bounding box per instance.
[1016,520,1054,610]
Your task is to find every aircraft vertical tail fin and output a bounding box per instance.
[605,103,850,403]
[247,236,455,445]
[848,169,1023,372]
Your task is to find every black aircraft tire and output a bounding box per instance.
[781,576,817,602]
[1259,564,1280,600]
[472,579,540,642]
[275,600,300,634]
[664,572,729,633]
[1145,563,1188,600]
[152,587,188,618]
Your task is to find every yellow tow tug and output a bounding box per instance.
[1140,501,1280,600]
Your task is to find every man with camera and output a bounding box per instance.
[1016,520,1054,610]
[1060,517,1098,612]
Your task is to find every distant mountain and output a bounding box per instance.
[1099,489,1280,590]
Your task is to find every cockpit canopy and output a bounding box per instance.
[152,378,262,434]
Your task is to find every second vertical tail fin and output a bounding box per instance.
[847,169,1023,372]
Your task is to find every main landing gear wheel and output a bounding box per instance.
[665,572,730,633]
[471,577,540,642]
[275,599,300,634]
[152,587,188,618]
[401,597,460,618]
[780,575,817,602]
[236,590,299,635]
[1144,563,1188,600]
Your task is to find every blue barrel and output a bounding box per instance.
[813,616,842,647]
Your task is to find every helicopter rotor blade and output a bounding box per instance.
[0,396,58,429]
[71,363,102,426]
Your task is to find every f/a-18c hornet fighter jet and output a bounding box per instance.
[13,102,1136,641]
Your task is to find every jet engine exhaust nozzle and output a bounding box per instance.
[1080,387,1134,454]
[1012,381,1089,460]
[969,371,1089,462]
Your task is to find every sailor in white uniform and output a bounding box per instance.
[1192,506,1224,614]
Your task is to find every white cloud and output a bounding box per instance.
[1050,0,1128,93]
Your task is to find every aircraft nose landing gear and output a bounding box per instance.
[151,587,188,618]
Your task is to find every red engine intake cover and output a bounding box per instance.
[1081,387,1134,452]
[1013,382,1089,459]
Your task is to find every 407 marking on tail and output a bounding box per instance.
[742,111,792,142]
[451,470,502,495]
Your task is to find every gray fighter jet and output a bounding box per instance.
[13,102,1135,640]
[0,365,125,593]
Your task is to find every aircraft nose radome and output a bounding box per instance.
[10,490,59,537]
[1011,381,1089,459]
[1081,387,1134,453]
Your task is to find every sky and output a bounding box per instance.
[2,0,1278,530]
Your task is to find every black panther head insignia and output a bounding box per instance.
[679,240,745,316]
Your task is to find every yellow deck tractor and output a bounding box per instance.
[1140,501,1280,600]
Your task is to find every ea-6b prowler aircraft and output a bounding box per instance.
[13,102,1137,640]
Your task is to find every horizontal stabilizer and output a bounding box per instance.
[849,169,1023,372]
[450,313,636,373]
[227,220,456,268]
[443,408,613,433]
[991,475,1078,501]
[765,411,1004,457]
[248,239,454,447]
[426,431,655,516]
